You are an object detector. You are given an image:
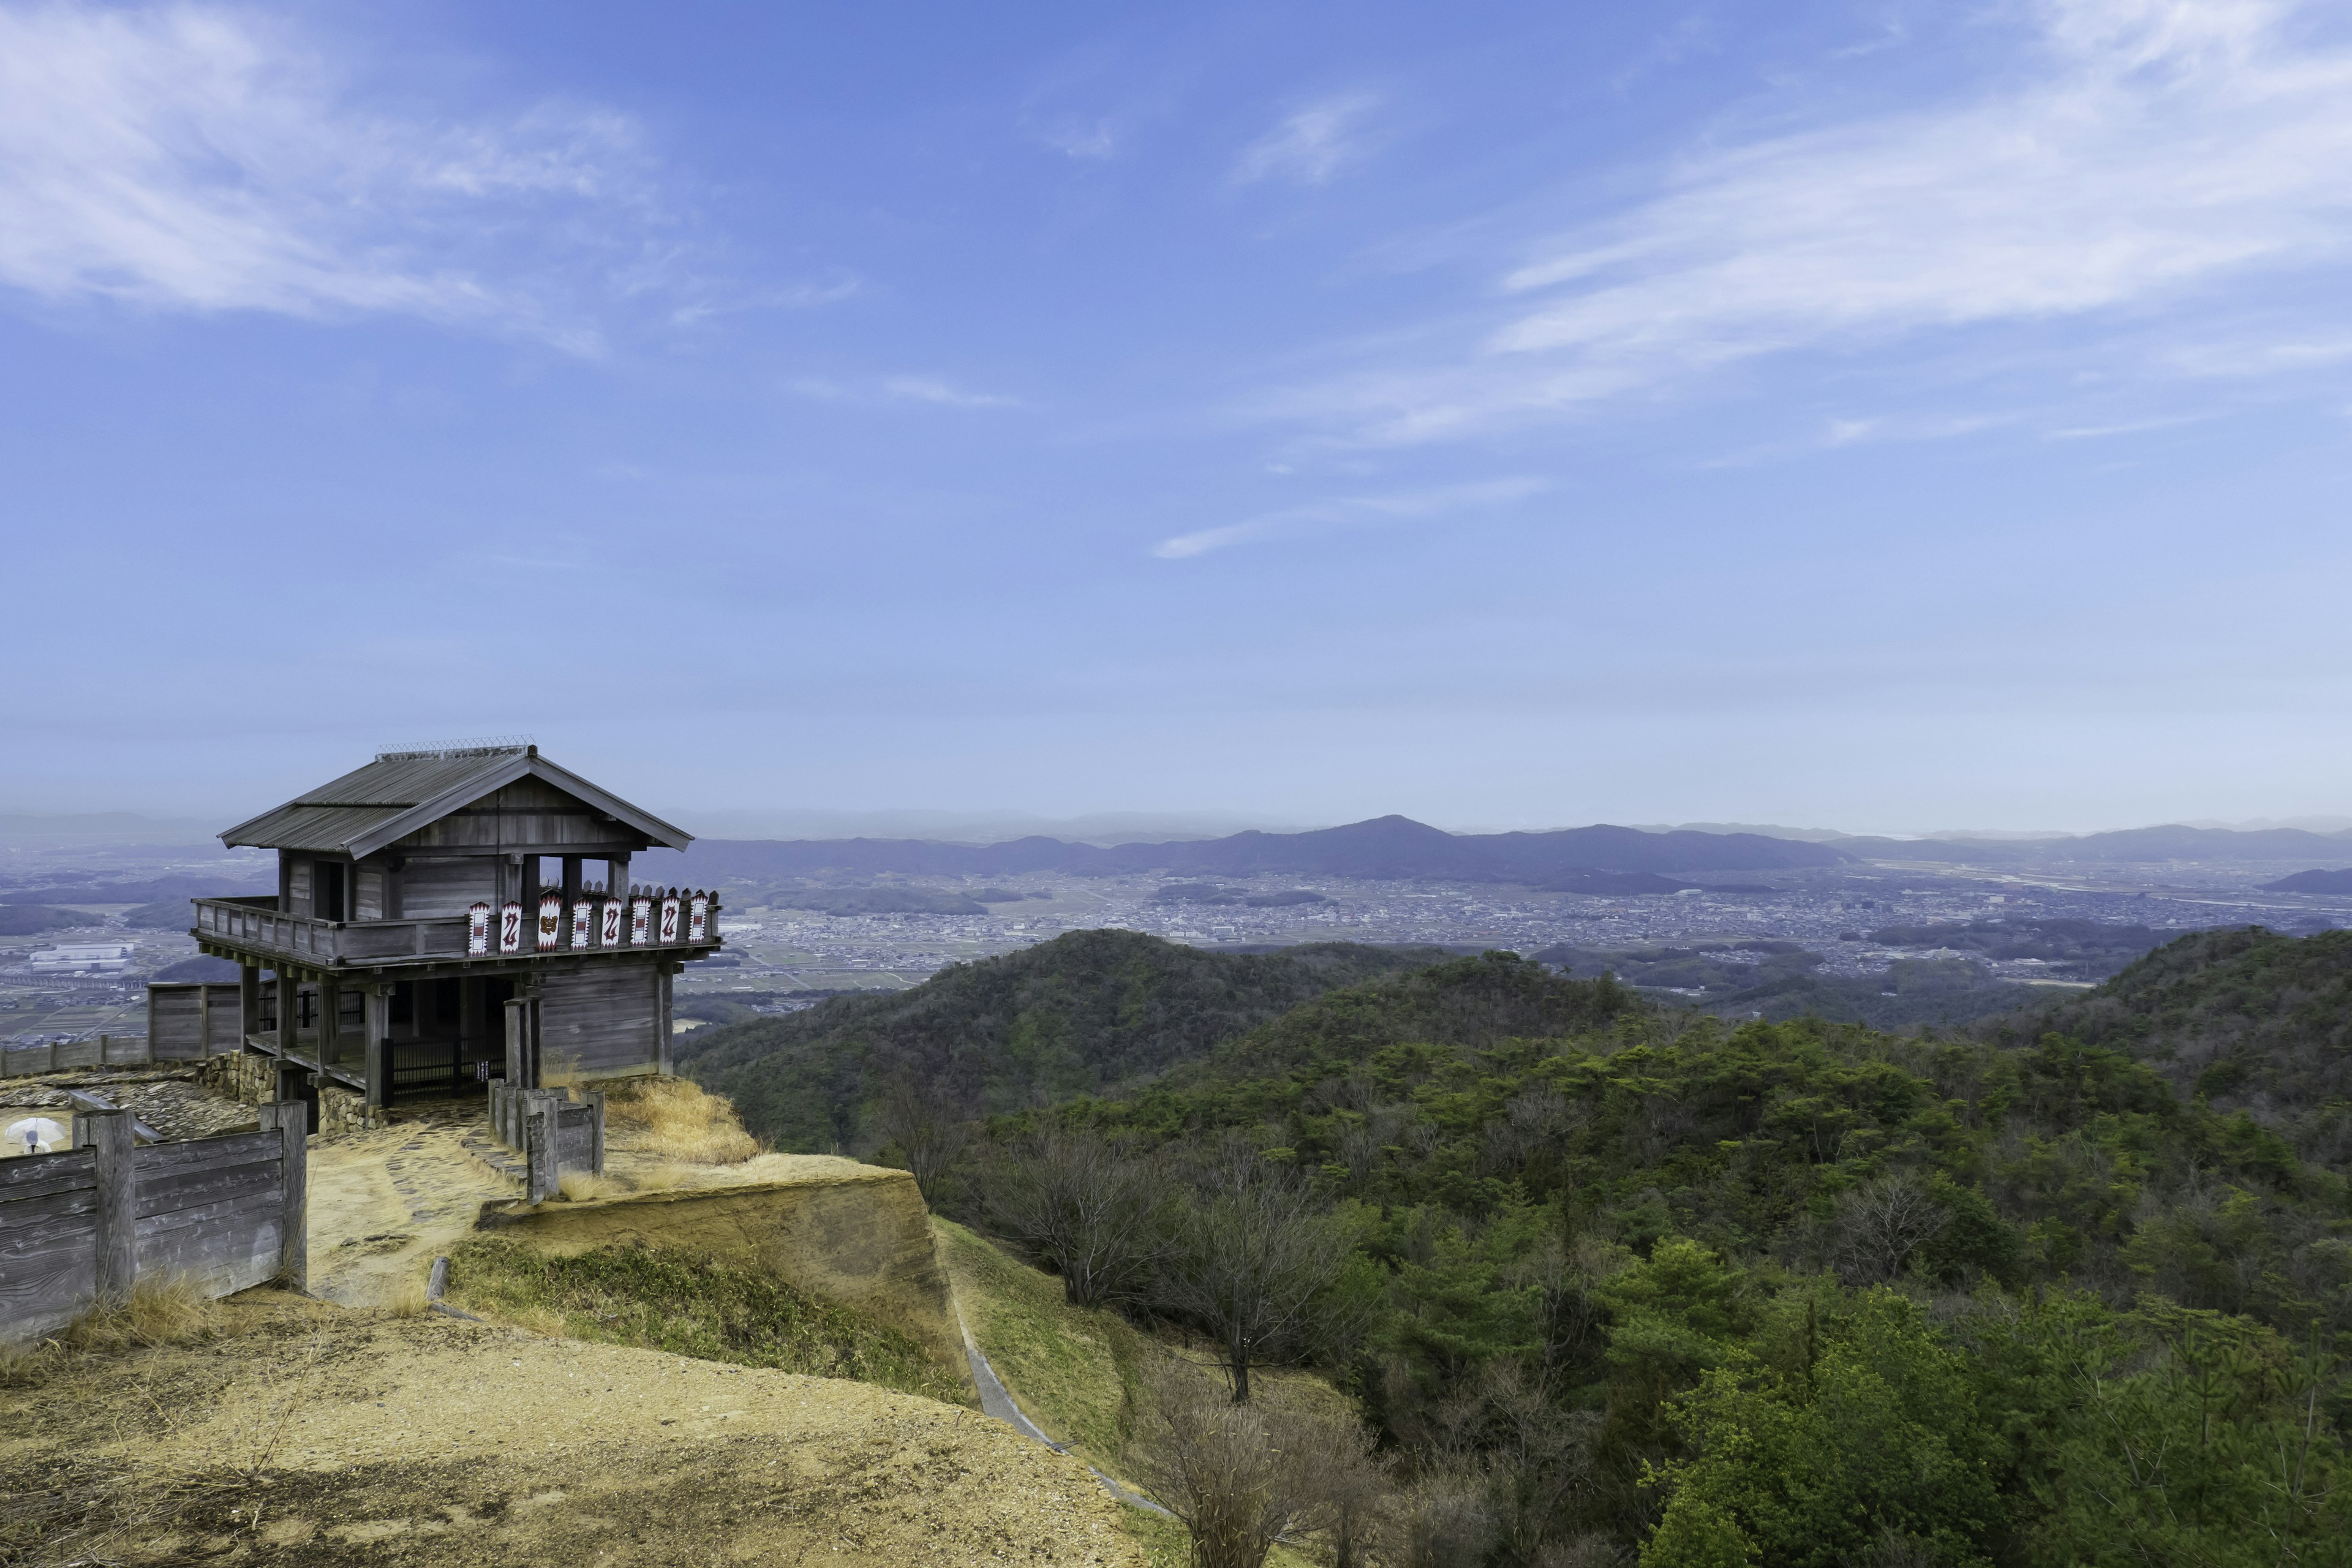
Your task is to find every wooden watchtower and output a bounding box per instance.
[186,744,720,1110]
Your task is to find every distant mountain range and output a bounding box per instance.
[657,815,2352,888]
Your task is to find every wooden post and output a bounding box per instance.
[586,1089,606,1175]
[278,968,299,1053]
[81,1109,138,1306]
[258,1100,308,1292]
[656,965,674,1076]
[318,978,342,1067]
[98,1034,110,1065]
[503,997,533,1092]
[524,1091,557,1203]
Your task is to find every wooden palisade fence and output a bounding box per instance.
[0,1104,307,1344]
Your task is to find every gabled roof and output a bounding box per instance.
[220,746,693,858]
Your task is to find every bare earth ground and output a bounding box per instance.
[306,1107,516,1308]
[1,1290,1144,1567]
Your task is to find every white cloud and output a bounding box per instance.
[0,3,671,346]
[791,374,1019,409]
[879,375,1019,409]
[1274,0,2352,441]
[1234,92,1384,186]
[1153,476,1545,559]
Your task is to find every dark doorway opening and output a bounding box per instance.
[273,1066,318,1133]
[317,861,347,922]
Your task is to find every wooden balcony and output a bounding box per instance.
[190,894,720,978]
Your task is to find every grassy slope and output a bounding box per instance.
[932,1216,1332,1568]
[443,1234,971,1407]
[679,929,1446,1149]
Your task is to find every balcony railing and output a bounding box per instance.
[192,891,722,969]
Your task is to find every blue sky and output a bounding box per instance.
[4,0,2351,834]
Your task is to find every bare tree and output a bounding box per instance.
[1832,1172,1950,1284]
[1156,1141,1357,1402]
[981,1126,1167,1307]
[1386,1464,1498,1568]
[871,1069,973,1205]
[1134,1363,1385,1568]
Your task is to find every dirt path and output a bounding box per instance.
[3,1291,1145,1567]
[306,1110,515,1308]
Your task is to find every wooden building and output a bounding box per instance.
[181,744,721,1112]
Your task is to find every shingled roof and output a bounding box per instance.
[219,745,692,858]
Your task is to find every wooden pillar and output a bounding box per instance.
[277,968,299,1052]
[503,996,541,1091]
[586,1088,606,1175]
[317,977,342,1066]
[608,854,630,911]
[258,1100,308,1291]
[457,975,480,1079]
[80,1109,138,1305]
[364,986,393,1108]
[656,964,674,1076]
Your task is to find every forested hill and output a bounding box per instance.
[966,946,2352,1565]
[1978,924,2352,1158]
[676,930,1446,1150]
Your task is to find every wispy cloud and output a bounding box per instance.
[0,3,687,349]
[1272,0,2352,442]
[1234,91,1385,186]
[792,374,1020,409]
[1153,476,1545,559]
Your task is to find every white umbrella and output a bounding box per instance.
[6,1117,68,1155]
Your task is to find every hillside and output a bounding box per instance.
[963,948,2352,1565]
[1535,940,2045,1028]
[2263,867,2352,893]
[677,930,1446,1150]
[4,1290,1137,1568]
[1978,924,2352,1157]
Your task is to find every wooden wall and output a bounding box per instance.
[146,982,245,1060]
[538,958,665,1080]
[393,777,646,854]
[399,855,497,918]
[0,1114,301,1345]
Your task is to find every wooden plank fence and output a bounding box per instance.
[0,982,245,1077]
[0,1105,306,1344]
[484,1083,604,1204]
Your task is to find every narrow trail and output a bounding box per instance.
[952,1298,1172,1518]
[306,1107,514,1307]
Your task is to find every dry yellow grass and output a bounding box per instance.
[603,1076,761,1165]
[558,1169,620,1201]
[62,1273,222,1353]
[383,1276,432,1317]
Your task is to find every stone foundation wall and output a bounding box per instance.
[198,1050,279,1105]
[197,1050,384,1137]
[317,1084,382,1136]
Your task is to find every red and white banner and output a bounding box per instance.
[468,902,492,956]
[687,892,710,943]
[537,894,562,952]
[658,895,681,943]
[499,901,523,954]
[600,898,624,948]
[571,899,592,948]
[630,897,652,945]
